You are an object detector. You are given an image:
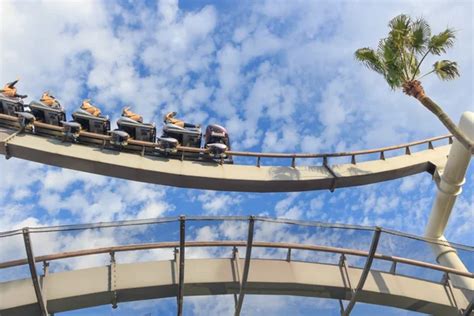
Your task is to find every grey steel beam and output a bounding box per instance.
[177,216,185,316]
[342,227,382,315]
[234,216,255,316]
[463,298,474,316]
[232,246,241,307]
[338,254,353,290]
[323,156,338,192]
[22,228,48,316]
[109,251,118,309]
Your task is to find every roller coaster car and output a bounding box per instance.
[0,94,25,116]
[29,100,66,126]
[71,109,110,135]
[158,123,202,154]
[112,117,156,147]
[204,124,232,162]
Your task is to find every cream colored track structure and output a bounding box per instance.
[0,114,452,192]
[0,217,473,315]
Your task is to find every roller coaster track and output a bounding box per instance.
[0,114,452,192]
[0,217,473,315]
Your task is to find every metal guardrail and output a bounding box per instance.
[1,216,472,251]
[1,239,473,277]
[0,113,452,167]
[0,216,472,315]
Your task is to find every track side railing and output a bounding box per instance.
[0,113,452,167]
[0,216,472,315]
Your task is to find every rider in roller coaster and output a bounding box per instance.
[0,79,27,99]
[40,91,61,108]
[122,107,143,123]
[81,99,102,117]
[164,111,200,128]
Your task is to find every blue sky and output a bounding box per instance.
[0,0,473,315]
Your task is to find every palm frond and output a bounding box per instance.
[409,18,431,53]
[433,60,460,80]
[408,54,420,79]
[354,14,460,90]
[380,38,406,88]
[429,28,456,55]
[388,14,411,42]
[354,47,386,75]
[384,61,406,88]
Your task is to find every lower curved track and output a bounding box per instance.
[2,258,472,315]
[0,117,451,192]
[0,217,473,315]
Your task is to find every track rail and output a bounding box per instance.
[0,113,452,166]
[1,240,473,278]
[0,114,452,192]
[1,217,472,315]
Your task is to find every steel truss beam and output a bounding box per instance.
[23,228,48,316]
[234,216,255,316]
[341,227,382,315]
[463,298,474,316]
[177,216,186,316]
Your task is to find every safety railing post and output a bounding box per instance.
[286,248,292,262]
[341,227,382,315]
[109,251,118,309]
[177,216,186,316]
[23,228,49,316]
[232,246,241,307]
[389,261,397,275]
[234,216,255,316]
[463,298,474,316]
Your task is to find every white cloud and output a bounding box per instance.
[273,193,306,219]
[0,2,472,314]
[196,191,242,215]
[135,200,169,219]
[38,192,62,215]
[218,220,248,240]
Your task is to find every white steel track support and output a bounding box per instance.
[425,111,474,290]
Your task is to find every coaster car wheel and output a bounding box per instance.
[16,112,35,130]
[206,143,228,159]
[158,137,179,155]
[61,121,82,142]
[111,130,130,147]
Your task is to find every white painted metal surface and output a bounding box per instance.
[1,258,472,315]
[0,110,472,314]
[425,112,474,290]
[0,127,450,192]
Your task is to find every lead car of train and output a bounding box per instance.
[0,92,233,163]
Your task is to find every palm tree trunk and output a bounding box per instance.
[418,95,474,153]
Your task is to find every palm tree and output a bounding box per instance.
[355,14,473,153]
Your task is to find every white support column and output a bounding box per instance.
[425,111,474,290]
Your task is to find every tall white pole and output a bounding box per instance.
[425,111,474,290]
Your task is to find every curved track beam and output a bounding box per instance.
[0,127,449,192]
[1,258,472,315]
